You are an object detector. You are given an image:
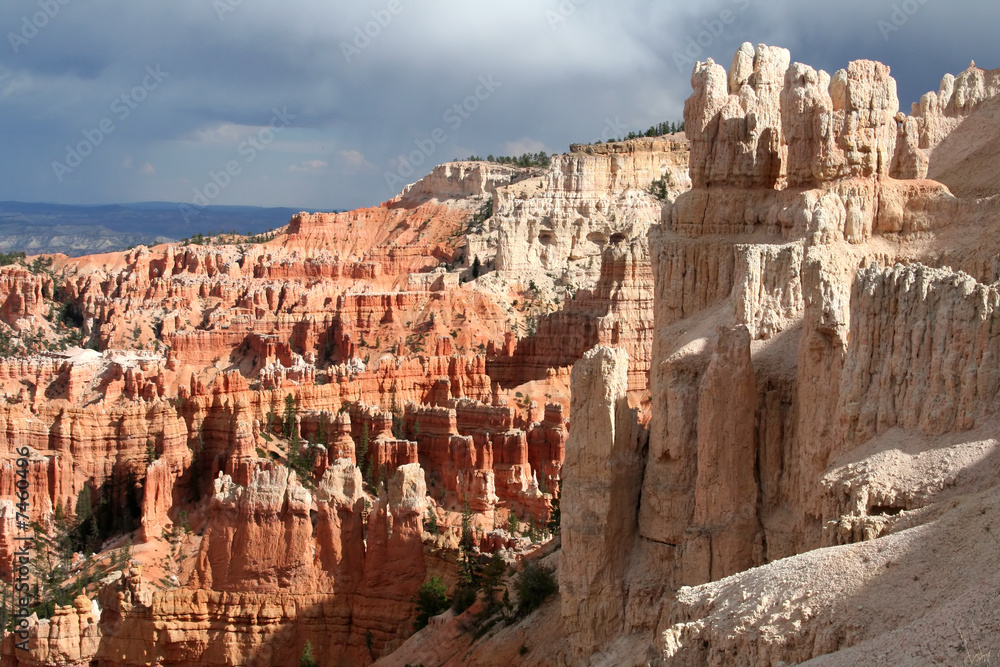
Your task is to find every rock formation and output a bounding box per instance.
[557,43,1000,665]
[384,43,1000,666]
[488,237,655,396]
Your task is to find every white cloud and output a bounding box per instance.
[289,159,329,173]
[184,123,253,144]
[334,149,376,174]
[501,137,549,156]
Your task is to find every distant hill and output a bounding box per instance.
[0,201,312,256]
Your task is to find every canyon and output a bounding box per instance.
[0,42,999,667]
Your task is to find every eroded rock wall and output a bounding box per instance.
[556,42,1000,666]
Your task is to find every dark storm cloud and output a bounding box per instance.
[0,0,997,209]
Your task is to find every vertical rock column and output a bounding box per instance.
[560,346,645,658]
[139,459,174,542]
[680,325,761,584]
[790,248,852,550]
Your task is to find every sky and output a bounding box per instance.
[1,0,998,211]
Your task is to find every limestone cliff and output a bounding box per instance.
[491,137,689,289]
[559,347,645,658]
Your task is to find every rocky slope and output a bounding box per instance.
[0,161,545,665]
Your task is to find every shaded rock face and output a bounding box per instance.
[488,237,654,394]
[79,462,424,667]
[404,398,559,519]
[838,264,1000,444]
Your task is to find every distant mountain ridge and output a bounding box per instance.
[0,201,311,256]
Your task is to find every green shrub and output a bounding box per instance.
[424,509,439,535]
[0,251,26,266]
[450,585,478,615]
[513,561,557,616]
[413,577,450,630]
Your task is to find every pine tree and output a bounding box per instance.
[480,551,506,609]
[547,479,561,534]
[86,513,100,554]
[507,511,519,536]
[74,486,95,552]
[471,256,481,279]
[289,428,301,468]
[189,430,205,502]
[358,423,370,485]
[412,577,450,630]
[460,502,474,553]
[451,503,481,614]
[299,641,318,667]
[283,394,298,438]
[425,508,439,535]
[316,412,327,445]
